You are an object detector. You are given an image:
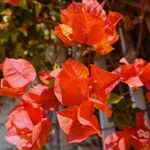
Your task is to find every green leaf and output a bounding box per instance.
[107,93,124,104]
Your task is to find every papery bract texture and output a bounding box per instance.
[57,101,101,143]
[3,58,36,89]
[0,58,36,98]
[105,113,150,150]
[22,84,59,110]
[91,64,120,103]
[5,101,51,150]
[114,58,146,88]
[54,0,122,55]
[54,59,118,117]
[54,59,89,106]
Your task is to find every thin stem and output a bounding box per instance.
[88,51,92,68]
[77,45,87,60]
[136,11,145,57]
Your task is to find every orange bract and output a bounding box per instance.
[54,24,73,46]
[94,12,122,55]
[55,59,119,116]
[22,84,60,111]
[54,0,122,55]
[0,58,36,98]
[54,59,89,106]
[91,64,120,103]
[114,58,146,88]
[54,59,121,143]
[0,79,25,98]
[105,113,150,150]
[77,100,101,136]
[71,12,105,45]
[5,101,52,150]
[3,58,36,89]
[89,98,112,117]
[57,101,101,143]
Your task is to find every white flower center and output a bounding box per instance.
[137,129,150,139]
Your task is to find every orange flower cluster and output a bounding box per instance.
[1,57,150,149]
[55,59,120,143]
[55,0,122,55]
[0,58,36,98]
[5,101,52,150]
[0,58,120,148]
[114,58,150,102]
[105,113,150,150]
[0,58,58,149]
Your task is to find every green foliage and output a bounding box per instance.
[0,0,67,70]
[109,98,142,128]
[107,93,124,104]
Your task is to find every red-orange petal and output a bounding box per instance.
[54,24,73,46]
[77,100,101,136]
[3,58,36,89]
[91,65,120,102]
[54,59,89,106]
[57,106,78,135]
[22,84,59,110]
[72,12,105,45]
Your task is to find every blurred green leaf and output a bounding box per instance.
[107,93,124,104]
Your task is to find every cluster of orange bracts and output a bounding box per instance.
[54,0,122,55]
[0,57,150,149]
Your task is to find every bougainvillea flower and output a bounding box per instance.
[89,65,119,117]
[114,58,146,88]
[3,58,36,89]
[60,0,105,26]
[105,112,150,150]
[54,59,89,106]
[54,24,73,46]
[91,64,120,103]
[72,12,105,45]
[22,84,60,110]
[0,58,36,98]
[57,100,101,143]
[89,98,112,117]
[0,79,25,98]
[93,12,122,55]
[55,12,105,46]
[54,59,119,117]
[54,0,122,55]
[5,0,20,6]
[5,101,52,150]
